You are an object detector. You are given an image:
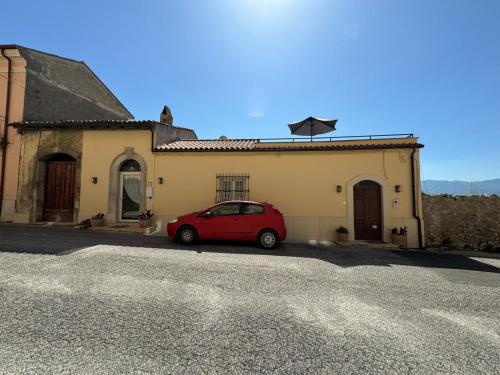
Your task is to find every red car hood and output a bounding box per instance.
[177,211,201,220]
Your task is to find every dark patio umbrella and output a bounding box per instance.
[288,116,337,140]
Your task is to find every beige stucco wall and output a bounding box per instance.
[0,48,26,221]
[151,149,422,247]
[76,132,423,247]
[79,130,155,223]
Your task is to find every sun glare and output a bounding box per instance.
[236,0,301,19]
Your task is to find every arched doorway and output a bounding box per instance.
[353,180,382,241]
[43,153,76,222]
[119,159,142,221]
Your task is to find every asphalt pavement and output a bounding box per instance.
[0,224,499,374]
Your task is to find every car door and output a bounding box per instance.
[238,203,266,240]
[201,203,242,240]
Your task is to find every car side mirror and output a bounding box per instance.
[201,211,211,218]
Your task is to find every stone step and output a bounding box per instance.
[337,240,401,249]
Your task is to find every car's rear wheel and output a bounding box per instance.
[258,229,278,249]
[177,226,197,245]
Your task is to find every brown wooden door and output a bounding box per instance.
[43,157,76,222]
[354,180,382,241]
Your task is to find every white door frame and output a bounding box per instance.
[119,171,142,222]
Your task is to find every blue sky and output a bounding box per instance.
[3,0,500,180]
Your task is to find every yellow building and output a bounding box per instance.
[3,45,425,248]
[13,117,425,248]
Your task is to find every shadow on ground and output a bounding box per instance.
[0,224,498,273]
[192,242,500,274]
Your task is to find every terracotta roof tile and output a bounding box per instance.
[155,140,423,152]
[156,140,258,151]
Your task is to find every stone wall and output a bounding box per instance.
[18,46,132,121]
[422,194,500,251]
[15,130,83,223]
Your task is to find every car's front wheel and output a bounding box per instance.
[177,226,197,245]
[258,229,278,249]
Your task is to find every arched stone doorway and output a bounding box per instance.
[42,153,77,222]
[353,180,382,241]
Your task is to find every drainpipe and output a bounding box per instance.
[0,48,13,217]
[411,148,423,249]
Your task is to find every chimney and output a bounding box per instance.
[160,105,173,125]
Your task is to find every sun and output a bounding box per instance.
[236,0,301,18]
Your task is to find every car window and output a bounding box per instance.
[240,204,265,215]
[210,203,241,216]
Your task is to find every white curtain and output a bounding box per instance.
[123,175,141,204]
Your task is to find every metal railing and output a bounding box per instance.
[256,133,414,143]
[215,174,250,203]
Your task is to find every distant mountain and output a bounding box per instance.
[422,179,500,195]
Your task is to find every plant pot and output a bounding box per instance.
[90,218,104,227]
[336,232,349,243]
[392,234,408,249]
[139,218,152,228]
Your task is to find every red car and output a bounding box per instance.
[167,201,287,249]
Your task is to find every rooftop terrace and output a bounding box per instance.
[155,133,423,152]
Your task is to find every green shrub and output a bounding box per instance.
[441,238,456,250]
[481,243,500,253]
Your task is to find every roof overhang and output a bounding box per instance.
[154,139,424,153]
[12,120,161,131]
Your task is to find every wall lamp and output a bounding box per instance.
[91,177,98,184]
[336,185,342,193]
[395,185,402,193]
[158,177,164,185]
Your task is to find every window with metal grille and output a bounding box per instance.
[216,174,249,202]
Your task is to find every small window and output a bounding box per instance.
[240,204,264,215]
[120,159,141,172]
[216,174,249,202]
[210,203,241,216]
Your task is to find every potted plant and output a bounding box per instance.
[138,210,154,228]
[90,212,105,227]
[391,227,408,248]
[336,226,349,242]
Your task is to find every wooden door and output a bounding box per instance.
[43,157,76,222]
[354,180,382,241]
